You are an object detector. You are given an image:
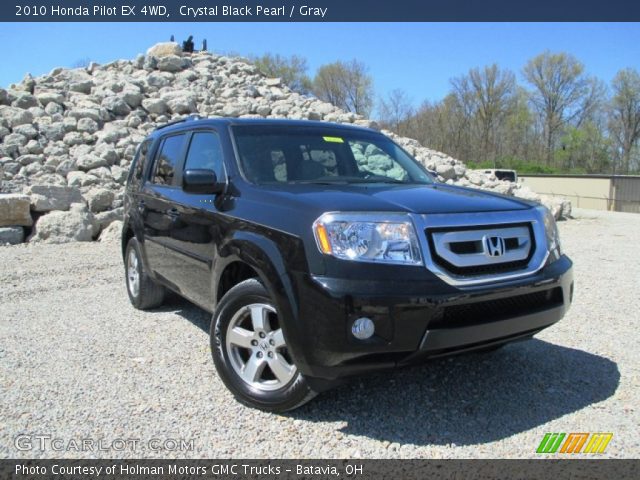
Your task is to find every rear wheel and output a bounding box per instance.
[211,278,316,412]
[125,237,165,310]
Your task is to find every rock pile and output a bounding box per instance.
[0,43,570,245]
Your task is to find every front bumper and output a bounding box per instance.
[283,255,573,381]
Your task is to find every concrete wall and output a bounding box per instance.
[519,175,612,210]
[519,174,640,212]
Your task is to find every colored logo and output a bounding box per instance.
[536,433,613,454]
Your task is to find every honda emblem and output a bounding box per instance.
[483,235,506,257]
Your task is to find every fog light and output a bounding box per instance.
[351,317,375,340]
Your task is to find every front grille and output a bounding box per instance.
[431,288,563,329]
[426,222,535,276]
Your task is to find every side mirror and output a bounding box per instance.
[183,169,223,194]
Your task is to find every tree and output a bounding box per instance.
[451,64,516,163]
[252,53,312,94]
[313,60,374,116]
[523,51,594,165]
[378,89,414,135]
[609,68,640,173]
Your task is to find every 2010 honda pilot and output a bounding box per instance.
[122,117,573,411]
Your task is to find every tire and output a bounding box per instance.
[210,278,317,412]
[124,237,165,310]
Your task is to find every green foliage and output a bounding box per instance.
[252,53,312,94]
[312,60,374,116]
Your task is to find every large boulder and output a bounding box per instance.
[83,187,115,213]
[146,42,182,58]
[95,207,123,231]
[25,184,83,212]
[0,194,32,227]
[99,219,123,243]
[0,106,33,128]
[29,203,97,243]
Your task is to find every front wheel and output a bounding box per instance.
[210,278,316,412]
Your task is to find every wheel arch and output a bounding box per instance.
[213,231,308,371]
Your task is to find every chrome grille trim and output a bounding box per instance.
[410,209,550,287]
[431,225,531,267]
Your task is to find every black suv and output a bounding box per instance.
[122,117,573,411]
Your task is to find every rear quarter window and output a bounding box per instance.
[128,140,150,186]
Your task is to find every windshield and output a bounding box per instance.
[232,125,433,185]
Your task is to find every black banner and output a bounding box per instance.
[4,0,640,22]
[1,460,639,480]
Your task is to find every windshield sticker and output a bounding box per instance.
[323,136,344,143]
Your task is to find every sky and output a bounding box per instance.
[0,23,638,107]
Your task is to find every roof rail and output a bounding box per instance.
[154,114,203,131]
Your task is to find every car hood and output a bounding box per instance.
[251,182,533,215]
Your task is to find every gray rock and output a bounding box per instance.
[77,118,99,133]
[67,171,99,187]
[40,122,65,141]
[62,117,77,132]
[44,102,64,115]
[0,194,32,227]
[83,187,115,213]
[13,124,38,139]
[101,96,131,116]
[29,203,97,243]
[0,106,33,128]
[95,207,124,230]
[110,165,128,184]
[0,88,9,106]
[142,98,167,115]
[23,139,44,155]
[0,226,24,245]
[69,80,94,94]
[256,105,272,117]
[11,91,38,109]
[26,184,83,212]
[76,154,107,171]
[146,72,171,88]
[36,90,65,106]
[67,108,102,122]
[122,89,143,108]
[162,91,197,114]
[4,133,28,147]
[157,55,187,72]
[63,131,86,146]
[17,154,42,166]
[98,219,123,242]
[436,164,456,180]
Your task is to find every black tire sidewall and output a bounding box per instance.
[124,238,144,308]
[210,279,312,411]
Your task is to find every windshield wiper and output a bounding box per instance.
[346,178,408,184]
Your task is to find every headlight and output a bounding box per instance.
[538,206,562,262]
[313,212,422,266]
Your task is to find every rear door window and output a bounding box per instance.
[152,134,186,186]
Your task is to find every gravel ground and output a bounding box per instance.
[0,208,638,459]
